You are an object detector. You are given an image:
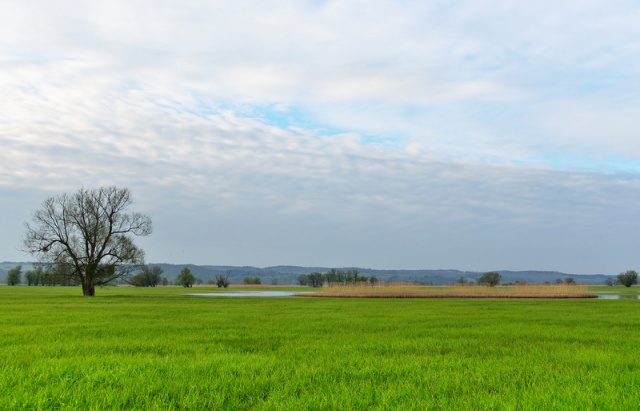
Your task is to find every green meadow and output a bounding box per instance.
[1,286,639,410]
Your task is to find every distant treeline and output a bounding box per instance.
[297,269,379,288]
[1,261,615,285]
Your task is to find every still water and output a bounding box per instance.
[597,295,639,299]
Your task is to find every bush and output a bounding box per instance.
[243,277,261,285]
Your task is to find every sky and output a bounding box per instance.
[1,1,640,274]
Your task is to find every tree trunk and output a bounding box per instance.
[82,282,95,296]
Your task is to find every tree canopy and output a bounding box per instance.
[177,267,196,288]
[130,265,164,287]
[23,187,152,296]
[616,270,638,288]
[6,266,22,286]
[477,271,501,287]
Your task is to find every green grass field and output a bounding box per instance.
[1,286,639,410]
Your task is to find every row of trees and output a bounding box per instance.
[5,265,81,286]
[6,265,640,289]
[296,269,379,288]
[2,263,232,289]
[459,271,639,287]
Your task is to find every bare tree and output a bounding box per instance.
[23,187,152,296]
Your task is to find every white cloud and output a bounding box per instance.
[2,0,640,272]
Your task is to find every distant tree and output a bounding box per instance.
[195,277,203,285]
[307,272,324,288]
[243,277,262,285]
[296,273,325,288]
[477,272,501,287]
[323,269,341,284]
[324,268,367,285]
[215,274,230,288]
[297,274,308,286]
[22,186,152,296]
[161,277,169,286]
[176,267,196,288]
[130,265,164,287]
[130,273,145,287]
[457,276,468,285]
[25,266,44,286]
[616,270,638,288]
[564,277,576,285]
[554,278,563,284]
[604,278,614,286]
[369,275,379,287]
[40,264,79,286]
[6,266,22,286]
[345,269,367,283]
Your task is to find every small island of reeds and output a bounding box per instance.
[299,282,597,298]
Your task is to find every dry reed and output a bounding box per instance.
[299,283,596,298]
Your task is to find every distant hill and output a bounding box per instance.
[1,261,613,285]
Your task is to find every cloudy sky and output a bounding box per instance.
[1,1,639,274]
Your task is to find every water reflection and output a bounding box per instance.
[597,295,639,300]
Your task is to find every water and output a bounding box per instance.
[597,295,639,300]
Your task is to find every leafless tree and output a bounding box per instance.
[23,187,152,296]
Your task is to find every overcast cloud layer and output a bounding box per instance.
[1,1,639,274]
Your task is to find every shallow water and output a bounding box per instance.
[597,295,639,299]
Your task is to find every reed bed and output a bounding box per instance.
[301,283,597,298]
